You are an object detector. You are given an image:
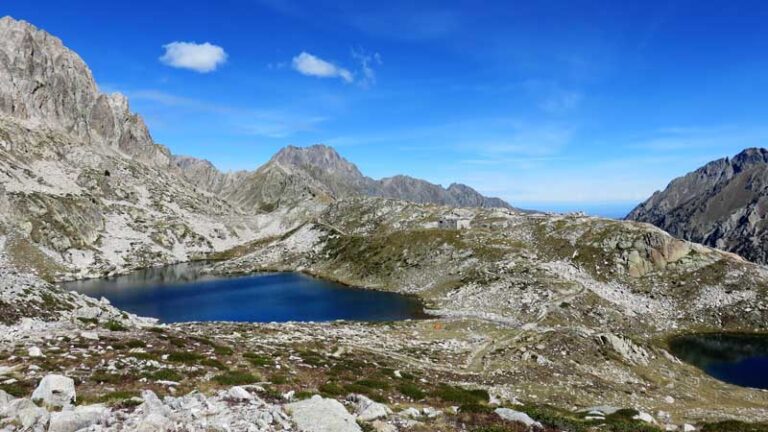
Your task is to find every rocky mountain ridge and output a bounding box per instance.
[0,17,170,168]
[0,17,294,280]
[628,147,768,264]
[173,144,514,212]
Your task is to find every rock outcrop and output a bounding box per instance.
[628,148,768,264]
[286,395,362,432]
[0,17,170,167]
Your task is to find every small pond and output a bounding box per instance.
[668,333,768,389]
[61,262,427,324]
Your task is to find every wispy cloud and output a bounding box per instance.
[292,52,353,83]
[159,42,228,73]
[522,80,583,114]
[239,114,327,139]
[129,89,326,138]
[628,125,768,153]
[351,48,382,88]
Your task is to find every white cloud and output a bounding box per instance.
[291,52,353,83]
[160,42,228,73]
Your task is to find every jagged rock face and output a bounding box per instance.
[0,17,292,279]
[628,148,768,264]
[175,144,515,211]
[0,17,169,167]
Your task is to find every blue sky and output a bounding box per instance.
[4,0,768,216]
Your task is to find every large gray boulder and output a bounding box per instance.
[0,389,13,408]
[286,395,362,432]
[495,408,542,429]
[48,405,109,432]
[348,394,392,422]
[31,374,76,408]
[5,398,50,429]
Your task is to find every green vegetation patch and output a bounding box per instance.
[167,351,205,363]
[95,390,141,407]
[149,369,183,382]
[398,382,426,400]
[125,339,147,349]
[432,384,489,404]
[103,320,128,332]
[702,421,768,432]
[213,370,259,386]
[244,352,272,366]
[318,382,345,396]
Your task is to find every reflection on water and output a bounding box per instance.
[668,333,768,389]
[61,262,427,324]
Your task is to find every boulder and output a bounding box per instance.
[371,420,397,432]
[140,389,171,417]
[137,412,172,432]
[596,334,650,365]
[399,407,421,418]
[633,411,657,424]
[286,395,362,432]
[6,398,49,429]
[0,389,13,408]
[28,346,43,357]
[48,405,109,432]
[495,408,542,429]
[31,374,76,408]
[80,331,99,341]
[348,394,392,421]
[584,405,619,415]
[227,386,253,401]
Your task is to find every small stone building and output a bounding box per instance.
[438,217,471,230]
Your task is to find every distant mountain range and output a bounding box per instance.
[628,148,768,264]
[173,145,513,213]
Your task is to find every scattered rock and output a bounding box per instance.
[399,407,421,419]
[31,374,76,408]
[80,331,99,340]
[287,395,362,432]
[6,398,50,429]
[633,411,657,424]
[371,420,397,432]
[348,394,392,422]
[228,386,254,401]
[48,405,108,432]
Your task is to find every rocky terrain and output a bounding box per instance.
[3,14,768,432]
[173,144,514,213]
[628,148,768,265]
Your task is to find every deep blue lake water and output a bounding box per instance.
[668,333,768,389]
[62,262,427,323]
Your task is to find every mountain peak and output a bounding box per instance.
[270,144,364,177]
[0,15,170,167]
[628,147,768,264]
[732,147,768,167]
